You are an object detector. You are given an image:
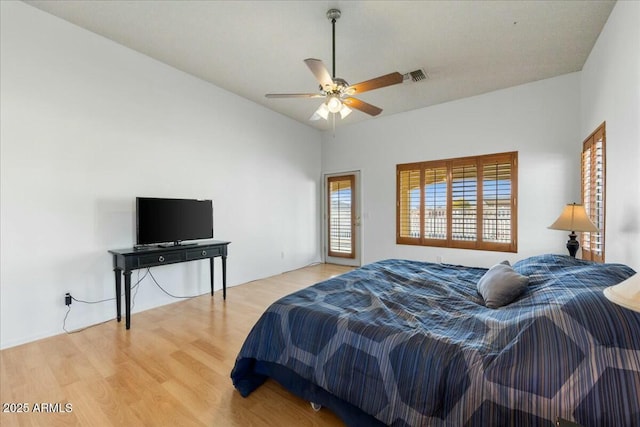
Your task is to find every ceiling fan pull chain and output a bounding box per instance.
[332,112,336,137]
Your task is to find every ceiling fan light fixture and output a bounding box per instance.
[310,102,330,121]
[326,95,342,113]
[339,104,352,119]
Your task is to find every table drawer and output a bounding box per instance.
[186,246,222,260]
[137,252,184,268]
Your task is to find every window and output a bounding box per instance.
[581,123,606,262]
[327,174,355,258]
[397,152,517,252]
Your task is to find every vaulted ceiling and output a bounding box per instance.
[24,0,615,130]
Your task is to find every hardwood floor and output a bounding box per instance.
[0,263,353,426]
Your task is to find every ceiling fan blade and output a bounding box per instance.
[346,72,404,95]
[265,93,325,99]
[304,58,334,91]
[343,97,383,116]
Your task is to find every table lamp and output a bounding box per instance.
[548,203,599,257]
[603,273,640,313]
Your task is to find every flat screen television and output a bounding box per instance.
[136,197,213,246]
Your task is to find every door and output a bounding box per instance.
[324,171,361,266]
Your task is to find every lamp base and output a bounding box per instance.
[566,232,579,258]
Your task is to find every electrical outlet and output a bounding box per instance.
[65,293,72,306]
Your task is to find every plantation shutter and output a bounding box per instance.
[451,162,477,247]
[396,152,517,252]
[328,175,355,258]
[581,124,606,262]
[423,165,448,242]
[397,165,422,243]
[480,154,517,251]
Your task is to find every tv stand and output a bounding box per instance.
[109,240,230,329]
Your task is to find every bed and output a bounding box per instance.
[231,254,640,426]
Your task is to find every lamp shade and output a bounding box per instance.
[603,273,640,313]
[310,103,330,121]
[548,203,599,232]
[339,104,352,119]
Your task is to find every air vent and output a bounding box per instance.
[403,68,429,83]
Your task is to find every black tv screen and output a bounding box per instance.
[136,197,213,245]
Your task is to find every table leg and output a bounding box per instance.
[210,257,214,296]
[222,255,227,300]
[114,269,122,322]
[124,271,132,330]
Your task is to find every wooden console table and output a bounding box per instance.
[108,240,230,329]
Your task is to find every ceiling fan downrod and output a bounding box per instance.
[327,9,341,79]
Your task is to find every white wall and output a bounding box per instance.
[322,73,582,268]
[0,1,322,349]
[580,0,640,270]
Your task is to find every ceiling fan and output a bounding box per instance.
[265,9,404,122]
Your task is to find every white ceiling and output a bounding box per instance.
[24,0,615,131]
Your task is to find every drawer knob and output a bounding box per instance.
[202,250,207,256]
[158,256,165,262]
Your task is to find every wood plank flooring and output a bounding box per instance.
[0,263,353,426]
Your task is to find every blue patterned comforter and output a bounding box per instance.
[231,255,640,426]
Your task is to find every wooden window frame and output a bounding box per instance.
[581,123,606,262]
[397,152,518,252]
[327,174,356,259]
